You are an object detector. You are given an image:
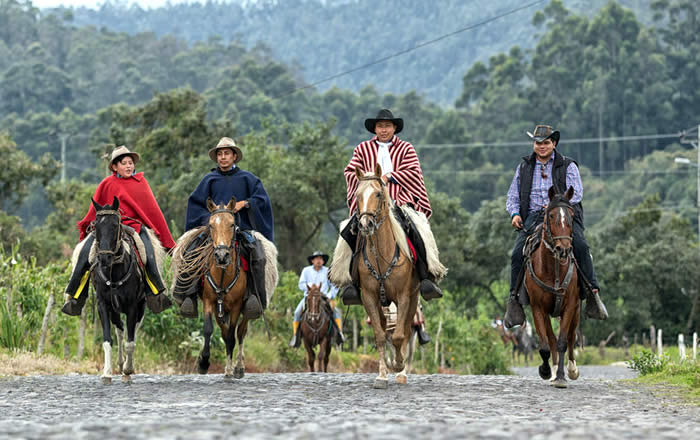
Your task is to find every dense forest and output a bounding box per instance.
[0,0,698,368]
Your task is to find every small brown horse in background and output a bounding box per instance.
[355,164,419,389]
[197,197,250,379]
[300,283,335,372]
[526,186,580,388]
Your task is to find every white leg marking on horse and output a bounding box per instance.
[568,359,579,380]
[102,341,112,379]
[124,341,135,375]
[225,356,233,376]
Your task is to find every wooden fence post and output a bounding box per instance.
[37,292,55,356]
[650,325,656,353]
[678,334,686,362]
[434,318,443,365]
[693,332,697,361]
[77,305,88,359]
[657,329,663,357]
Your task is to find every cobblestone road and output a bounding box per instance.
[1,366,697,439]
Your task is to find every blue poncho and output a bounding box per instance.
[185,167,274,242]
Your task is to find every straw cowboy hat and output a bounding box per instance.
[526,125,560,143]
[364,109,404,134]
[110,145,140,165]
[208,137,243,163]
[307,250,329,265]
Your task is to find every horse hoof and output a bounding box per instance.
[396,374,407,385]
[233,367,245,379]
[373,378,389,389]
[101,376,112,385]
[552,378,568,388]
[538,365,552,380]
[224,374,234,381]
[568,369,580,380]
[121,375,132,384]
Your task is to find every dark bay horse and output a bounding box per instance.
[525,186,580,388]
[197,197,250,379]
[355,164,419,389]
[91,197,149,384]
[300,283,336,372]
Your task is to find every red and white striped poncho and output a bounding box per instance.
[344,135,432,218]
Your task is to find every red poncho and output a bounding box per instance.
[344,135,432,218]
[77,172,176,249]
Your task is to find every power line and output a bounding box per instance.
[275,0,546,99]
[415,132,682,149]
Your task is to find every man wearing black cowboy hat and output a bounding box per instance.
[289,250,345,348]
[504,125,608,328]
[333,109,447,305]
[173,137,274,320]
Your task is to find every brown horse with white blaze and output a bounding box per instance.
[355,164,420,389]
[526,186,580,388]
[197,197,250,379]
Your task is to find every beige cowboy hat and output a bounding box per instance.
[208,137,243,163]
[110,145,140,165]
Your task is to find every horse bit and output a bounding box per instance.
[526,201,575,317]
[357,175,402,307]
[204,208,241,319]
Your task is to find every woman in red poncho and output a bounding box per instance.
[61,146,175,316]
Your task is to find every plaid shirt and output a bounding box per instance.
[506,151,583,217]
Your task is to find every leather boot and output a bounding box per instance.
[288,321,300,348]
[416,325,431,345]
[61,235,94,316]
[242,238,266,320]
[140,229,172,314]
[341,284,362,305]
[585,289,609,320]
[504,290,525,329]
[334,318,346,346]
[405,216,442,301]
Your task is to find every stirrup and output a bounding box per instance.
[341,285,362,305]
[179,297,198,319]
[61,297,83,317]
[416,326,431,345]
[288,333,298,348]
[504,295,525,329]
[419,280,442,301]
[243,295,263,320]
[585,291,609,320]
[146,291,172,314]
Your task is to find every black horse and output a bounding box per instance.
[91,197,148,384]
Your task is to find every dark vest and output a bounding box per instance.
[518,152,584,225]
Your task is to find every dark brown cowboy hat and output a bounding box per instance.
[526,125,560,143]
[364,109,403,134]
[307,250,329,265]
[110,145,140,165]
[208,137,243,163]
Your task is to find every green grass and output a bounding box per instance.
[631,360,700,406]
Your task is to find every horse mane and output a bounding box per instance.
[357,172,411,261]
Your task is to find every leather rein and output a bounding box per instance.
[304,291,332,346]
[204,208,242,319]
[356,175,402,307]
[525,201,575,317]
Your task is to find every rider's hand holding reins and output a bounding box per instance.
[233,200,248,213]
[511,214,523,230]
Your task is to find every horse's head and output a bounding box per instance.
[92,196,122,267]
[306,283,323,324]
[355,164,389,236]
[207,197,237,268]
[545,186,575,260]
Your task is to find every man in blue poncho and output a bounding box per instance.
[173,137,274,319]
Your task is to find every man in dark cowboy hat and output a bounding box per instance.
[504,125,608,328]
[334,109,446,305]
[289,250,345,347]
[173,137,274,320]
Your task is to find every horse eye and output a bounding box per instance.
[375,193,381,198]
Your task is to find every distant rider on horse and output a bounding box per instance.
[289,250,345,348]
[61,146,175,316]
[504,125,608,328]
[172,137,274,320]
[337,109,446,305]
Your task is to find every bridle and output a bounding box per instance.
[356,174,402,307]
[94,209,123,260]
[204,208,241,319]
[303,288,331,347]
[526,199,576,317]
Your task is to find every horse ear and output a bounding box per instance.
[91,197,101,211]
[566,185,574,201]
[112,196,119,210]
[374,163,382,177]
[354,167,362,179]
[548,186,556,201]
[306,284,311,291]
[226,196,237,211]
[207,197,217,212]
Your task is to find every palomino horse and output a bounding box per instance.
[355,164,419,389]
[300,283,337,372]
[90,197,156,384]
[197,197,250,379]
[525,186,580,388]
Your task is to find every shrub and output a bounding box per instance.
[627,349,669,375]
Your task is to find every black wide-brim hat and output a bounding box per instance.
[364,109,403,134]
[527,125,560,143]
[307,250,329,265]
